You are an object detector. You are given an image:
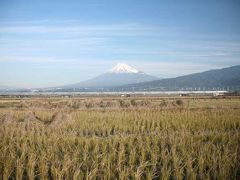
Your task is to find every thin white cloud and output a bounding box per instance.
[1,55,237,76]
[1,20,239,88]
[1,20,239,57]
[129,61,231,78]
[0,23,157,36]
[0,56,111,65]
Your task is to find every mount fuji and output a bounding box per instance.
[61,63,158,89]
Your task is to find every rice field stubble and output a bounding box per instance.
[0,96,240,179]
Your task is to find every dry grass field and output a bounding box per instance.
[0,95,240,179]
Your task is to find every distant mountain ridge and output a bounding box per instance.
[61,63,159,89]
[1,64,239,93]
[0,85,19,91]
[114,65,240,91]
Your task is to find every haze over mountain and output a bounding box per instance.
[0,85,22,91]
[60,63,158,89]
[114,65,240,91]
[0,85,13,91]
[1,64,240,93]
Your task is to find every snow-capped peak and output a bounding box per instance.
[109,63,140,74]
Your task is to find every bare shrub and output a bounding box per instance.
[84,101,94,108]
[159,100,168,108]
[176,99,184,106]
[130,99,137,106]
[138,100,151,107]
[119,99,130,108]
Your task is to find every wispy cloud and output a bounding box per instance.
[0,22,158,36]
[1,20,239,88]
[129,61,233,78]
[1,55,237,75]
[2,20,239,56]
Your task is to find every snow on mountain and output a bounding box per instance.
[60,63,159,89]
[109,63,140,74]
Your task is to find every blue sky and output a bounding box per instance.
[0,0,240,88]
